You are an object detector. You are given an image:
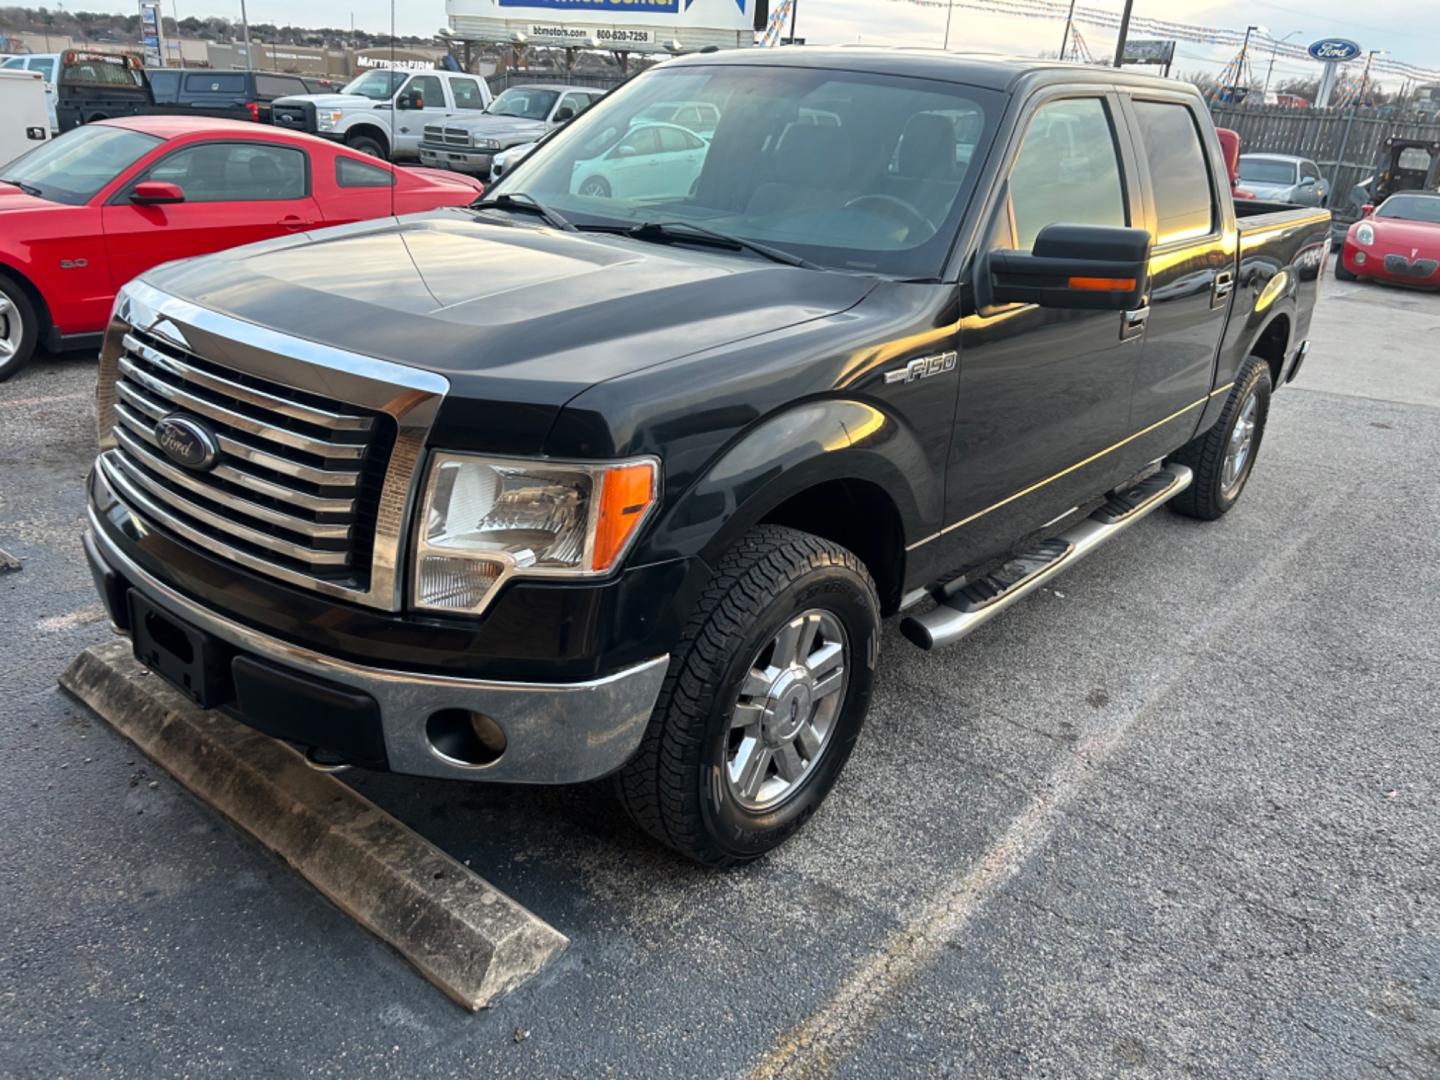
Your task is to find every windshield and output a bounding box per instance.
[342,70,407,100]
[61,54,143,88]
[2,124,161,205]
[1376,195,1440,224]
[491,65,998,277]
[487,88,559,120]
[1238,158,1297,184]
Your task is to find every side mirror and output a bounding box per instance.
[614,144,637,158]
[1299,175,1316,186]
[396,90,423,110]
[131,180,185,205]
[553,106,574,122]
[987,224,1152,311]
[1361,203,1376,217]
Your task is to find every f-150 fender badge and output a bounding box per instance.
[884,350,957,385]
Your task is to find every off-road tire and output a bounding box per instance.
[616,525,880,866]
[0,273,40,383]
[1169,354,1272,520]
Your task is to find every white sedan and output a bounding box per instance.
[570,122,708,201]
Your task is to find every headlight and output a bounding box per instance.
[1355,223,1375,246]
[317,110,343,131]
[413,453,660,615]
[475,139,500,151]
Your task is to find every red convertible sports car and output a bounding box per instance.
[1336,191,1440,288]
[0,116,484,380]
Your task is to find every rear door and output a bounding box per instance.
[948,91,1147,561]
[1117,92,1232,451]
[101,139,322,289]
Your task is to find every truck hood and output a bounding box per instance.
[273,92,372,111]
[439,115,547,140]
[140,210,879,453]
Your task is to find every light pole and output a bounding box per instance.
[1237,24,1264,101]
[1262,29,1302,103]
[1111,0,1134,67]
[1059,0,1077,60]
[1358,49,1385,107]
[239,0,252,67]
[943,0,954,51]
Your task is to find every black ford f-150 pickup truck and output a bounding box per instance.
[84,49,1330,865]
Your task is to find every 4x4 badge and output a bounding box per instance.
[884,350,957,385]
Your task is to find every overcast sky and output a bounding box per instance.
[76,1,1440,89]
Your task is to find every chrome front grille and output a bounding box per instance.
[443,127,472,147]
[105,328,393,589]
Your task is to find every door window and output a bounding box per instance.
[255,74,305,99]
[405,75,443,109]
[31,58,56,81]
[1131,100,1215,244]
[451,77,486,110]
[1299,160,1320,181]
[657,126,702,153]
[615,126,661,157]
[558,92,591,119]
[148,69,181,102]
[1007,97,1126,251]
[144,142,308,202]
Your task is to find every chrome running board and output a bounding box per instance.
[900,465,1193,651]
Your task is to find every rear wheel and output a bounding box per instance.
[616,525,880,866]
[1169,355,1272,521]
[0,274,39,383]
[346,131,388,160]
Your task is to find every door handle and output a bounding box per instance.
[278,215,316,231]
[1212,270,1235,308]
[1121,304,1149,341]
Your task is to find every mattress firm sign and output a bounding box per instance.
[448,0,756,52]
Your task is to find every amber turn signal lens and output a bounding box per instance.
[592,461,657,572]
[1068,276,1137,291]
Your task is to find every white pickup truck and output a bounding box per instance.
[270,68,493,161]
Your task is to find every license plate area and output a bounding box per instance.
[127,591,231,708]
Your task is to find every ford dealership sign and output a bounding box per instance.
[1308,38,1362,62]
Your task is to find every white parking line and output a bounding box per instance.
[748,500,1332,1080]
[35,605,107,633]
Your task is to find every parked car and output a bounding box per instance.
[0,116,482,380]
[0,68,51,167]
[1236,153,1328,205]
[488,139,536,184]
[570,121,708,199]
[270,67,492,161]
[1335,191,1440,287]
[147,68,315,125]
[418,84,602,178]
[1,52,60,132]
[82,50,1329,866]
[630,100,721,138]
[54,50,152,131]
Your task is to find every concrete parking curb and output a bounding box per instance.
[59,640,568,1011]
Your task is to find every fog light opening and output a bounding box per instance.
[426,708,507,767]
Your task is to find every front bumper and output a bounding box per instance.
[418,145,494,175]
[85,492,669,785]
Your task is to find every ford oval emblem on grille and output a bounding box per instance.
[154,414,220,472]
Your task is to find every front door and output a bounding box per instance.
[947,94,1146,566]
[101,140,322,291]
[391,74,450,157]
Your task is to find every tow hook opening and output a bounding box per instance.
[426,709,507,767]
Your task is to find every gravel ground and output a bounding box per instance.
[1,276,1437,1078]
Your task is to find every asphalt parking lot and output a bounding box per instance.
[2,274,1437,1078]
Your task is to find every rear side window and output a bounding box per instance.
[1007,97,1127,251]
[1131,100,1215,244]
[451,77,486,110]
[184,72,247,95]
[31,58,56,81]
[256,74,305,99]
[336,155,393,188]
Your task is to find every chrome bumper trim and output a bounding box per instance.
[88,502,669,785]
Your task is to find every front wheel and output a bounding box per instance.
[346,132,388,160]
[1334,255,1358,281]
[578,175,611,198]
[616,525,880,866]
[1168,355,1272,520]
[0,274,39,383]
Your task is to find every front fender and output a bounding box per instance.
[632,397,936,570]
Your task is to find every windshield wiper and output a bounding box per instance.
[469,192,575,232]
[618,221,820,270]
[1,177,42,197]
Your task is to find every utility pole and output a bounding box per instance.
[1059,0,1076,61]
[1111,0,1134,68]
[239,0,252,67]
[1262,30,1302,104]
[1358,49,1384,108]
[789,0,798,44]
[943,0,954,51]
[1237,24,1262,101]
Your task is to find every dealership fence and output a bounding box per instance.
[1208,103,1440,212]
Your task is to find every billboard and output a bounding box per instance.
[446,0,760,53]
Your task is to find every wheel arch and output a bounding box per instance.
[343,123,391,155]
[0,260,54,337]
[1248,311,1291,388]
